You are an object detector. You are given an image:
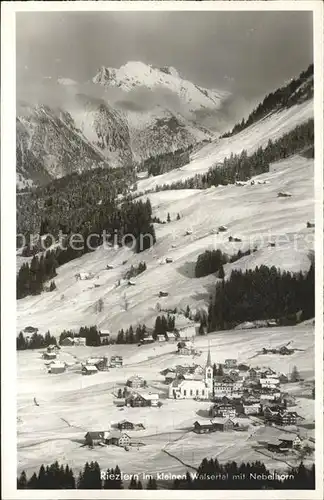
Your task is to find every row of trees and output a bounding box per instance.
[195,247,255,278]
[154,119,314,191]
[17,459,315,489]
[220,64,313,138]
[59,326,102,346]
[115,314,176,344]
[153,313,176,339]
[16,331,57,350]
[124,261,147,280]
[17,252,58,299]
[17,198,156,300]
[208,263,315,331]
[174,459,315,490]
[141,147,190,177]
[17,164,136,237]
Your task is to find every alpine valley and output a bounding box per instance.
[16,61,316,489]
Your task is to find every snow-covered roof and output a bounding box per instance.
[83,365,98,372]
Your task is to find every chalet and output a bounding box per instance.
[185,230,193,235]
[43,352,57,360]
[213,375,243,397]
[159,291,169,297]
[166,332,176,341]
[178,341,194,355]
[99,330,110,341]
[194,418,235,434]
[126,375,146,389]
[106,264,114,270]
[48,362,66,374]
[165,257,173,263]
[74,337,86,346]
[267,439,289,453]
[178,326,197,340]
[106,431,131,448]
[277,411,298,426]
[193,420,217,434]
[307,221,315,228]
[61,337,75,346]
[141,335,154,344]
[243,403,261,415]
[224,359,237,369]
[209,404,236,418]
[126,392,159,407]
[84,431,109,446]
[248,368,261,380]
[117,420,135,430]
[128,279,136,286]
[165,372,177,384]
[218,225,228,232]
[260,377,280,389]
[82,365,98,375]
[110,356,123,368]
[95,357,109,371]
[169,379,209,400]
[279,374,289,384]
[157,334,166,342]
[278,434,302,449]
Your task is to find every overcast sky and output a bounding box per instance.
[17,11,313,101]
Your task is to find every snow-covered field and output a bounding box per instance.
[16,153,314,337]
[17,323,315,478]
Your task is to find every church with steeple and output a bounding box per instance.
[168,347,214,400]
[205,345,214,394]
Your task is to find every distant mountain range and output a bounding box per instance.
[17,62,230,188]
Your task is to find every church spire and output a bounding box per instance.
[206,343,212,367]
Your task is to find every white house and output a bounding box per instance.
[243,403,261,415]
[260,378,280,388]
[157,334,166,342]
[74,337,86,346]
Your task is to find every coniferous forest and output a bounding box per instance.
[16,197,156,299]
[155,119,314,191]
[220,64,313,138]
[208,263,315,331]
[17,459,315,489]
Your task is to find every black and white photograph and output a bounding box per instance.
[1,1,323,498]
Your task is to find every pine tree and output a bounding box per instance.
[147,476,158,489]
[17,471,27,489]
[167,213,171,223]
[177,213,181,220]
[291,365,301,382]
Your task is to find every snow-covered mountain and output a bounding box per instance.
[93,61,229,114]
[17,62,229,186]
[16,102,111,187]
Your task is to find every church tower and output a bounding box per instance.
[205,344,213,395]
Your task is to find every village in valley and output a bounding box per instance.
[17,318,315,482]
[12,8,318,491]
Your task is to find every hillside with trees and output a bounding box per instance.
[155,119,314,191]
[207,263,314,331]
[220,64,313,138]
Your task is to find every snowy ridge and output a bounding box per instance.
[136,99,313,192]
[93,61,230,114]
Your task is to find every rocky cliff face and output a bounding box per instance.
[16,62,229,186]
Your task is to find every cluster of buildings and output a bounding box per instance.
[81,355,123,375]
[166,349,298,422]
